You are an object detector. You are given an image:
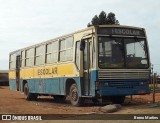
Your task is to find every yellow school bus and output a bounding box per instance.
[9,25,151,106]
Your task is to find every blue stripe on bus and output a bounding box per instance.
[97,85,150,96]
[9,79,17,90]
[90,70,97,96]
[9,70,150,97]
[9,70,97,97]
[9,77,81,96]
[97,78,150,96]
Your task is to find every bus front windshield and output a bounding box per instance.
[98,37,149,69]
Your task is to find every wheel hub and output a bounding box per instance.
[72,89,78,101]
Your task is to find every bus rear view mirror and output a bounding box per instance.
[80,39,85,51]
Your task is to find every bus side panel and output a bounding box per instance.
[90,70,97,97]
[44,77,80,96]
[59,78,65,95]
[45,78,53,94]
[45,78,60,94]
[33,78,61,95]
[28,79,35,93]
[34,79,45,93]
[9,71,17,90]
[21,77,81,96]
[9,79,17,90]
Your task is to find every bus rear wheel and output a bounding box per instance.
[110,96,125,104]
[24,83,37,101]
[69,84,84,106]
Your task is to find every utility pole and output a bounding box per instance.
[156,73,158,88]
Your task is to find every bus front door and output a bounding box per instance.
[83,39,92,96]
[16,55,20,91]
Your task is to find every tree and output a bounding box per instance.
[98,11,107,25]
[106,12,119,25]
[91,15,99,25]
[87,11,120,27]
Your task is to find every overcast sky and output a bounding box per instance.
[0,0,160,74]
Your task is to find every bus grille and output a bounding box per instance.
[98,70,150,80]
[109,81,139,88]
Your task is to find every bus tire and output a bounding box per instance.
[69,84,84,106]
[110,96,125,104]
[24,83,37,101]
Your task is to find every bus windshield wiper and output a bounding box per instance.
[134,37,144,49]
[134,37,146,56]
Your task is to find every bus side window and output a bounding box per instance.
[75,42,80,69]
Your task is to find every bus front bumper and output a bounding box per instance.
[96,85,150,96]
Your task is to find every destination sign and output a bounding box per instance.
[97,27,145,37]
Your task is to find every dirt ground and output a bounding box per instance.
[0,86,160,122]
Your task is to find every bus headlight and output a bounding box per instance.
[140,82,144,85]
[95,81,100,90]
[95,81,109,86]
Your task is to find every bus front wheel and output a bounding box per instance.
[69,84,84,106]
[24,83,37,101]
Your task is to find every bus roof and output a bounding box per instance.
[9,25,144,55]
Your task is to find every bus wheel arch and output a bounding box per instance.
[22,80,27,92]
[65,78,84,106]
[23,81,37,101]
[69,83,84,106]
[65,78,76,96]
